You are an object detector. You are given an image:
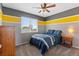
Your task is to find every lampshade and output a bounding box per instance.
[68,26,75,34]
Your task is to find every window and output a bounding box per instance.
[30,18,38,32]
[21,17,38,33]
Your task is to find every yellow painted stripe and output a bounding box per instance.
[0,14,2,20]
[2,14,45,25]
[38,15,79,25]
[1,14,79,25]
[2,15,21,23]
[0,10,2,20]
[46,15,79,25]
[38,21,46,25]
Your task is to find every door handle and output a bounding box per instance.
[0,44,2,48]
[0,44,2,53]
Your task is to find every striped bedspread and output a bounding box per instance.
[32,34,55,49]
[30,30,62,55]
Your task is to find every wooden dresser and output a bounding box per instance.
[0,26,15,56]
[62,35,73,48]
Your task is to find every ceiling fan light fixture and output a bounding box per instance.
[33,3,56,13]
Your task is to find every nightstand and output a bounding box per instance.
[62,35,73,48]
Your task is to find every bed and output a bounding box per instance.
[30,30,62,55]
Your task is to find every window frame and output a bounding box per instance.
[21,16,38,33]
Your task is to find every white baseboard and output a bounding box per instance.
[16,42,29,46]
[72,46,79,49]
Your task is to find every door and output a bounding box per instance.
[0,30,2,55]
[0,26,16,56]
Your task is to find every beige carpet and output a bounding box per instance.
[16,44,79,56]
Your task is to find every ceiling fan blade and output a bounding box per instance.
[45,9,50,12]
[44,3,47,8]
[46,4,56,8]
[41,3,47,8]
[41,4,43,8]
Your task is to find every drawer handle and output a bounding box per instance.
[0,44,2,48]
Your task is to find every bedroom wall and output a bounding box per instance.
[2,6,46,46]
[45,6,79,20]
[46,21,79,48]
[0,4,2,25]
[45,6,79,48]
[1,4,79,48]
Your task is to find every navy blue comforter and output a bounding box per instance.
[30,30,62,55]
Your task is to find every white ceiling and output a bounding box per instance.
[2,3,79,17]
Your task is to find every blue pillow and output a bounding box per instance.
[47,30,55,34]
[53,30,62,36]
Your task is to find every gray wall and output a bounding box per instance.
[45,6,79,48]
[2,6,45,46]
[46,22,79,48]
[0,4,1,8]
[46,6,79,20]
[2,22,45,46]
[2,7,45,21]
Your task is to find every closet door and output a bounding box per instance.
[0,26,16,56]
[0,30,2,56]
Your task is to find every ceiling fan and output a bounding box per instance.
[33,3,56,13]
